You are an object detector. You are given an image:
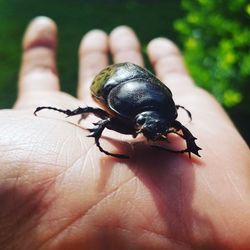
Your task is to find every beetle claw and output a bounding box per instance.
[87,132,95,137]
[186,135,202,157]
[88,127,97,133]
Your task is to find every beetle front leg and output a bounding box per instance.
[172,120,201,157]
[152,121,201,158]
[34,106,109,120]
[88,119,129,159]
[165,128,184,139]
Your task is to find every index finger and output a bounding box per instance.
[18,17,59,95]
[147,38,195,93]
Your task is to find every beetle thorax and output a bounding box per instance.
[134,111,169,140]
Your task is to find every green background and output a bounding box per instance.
[0,0,249,144]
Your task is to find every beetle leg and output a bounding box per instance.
[151,145,189,155]
[34,106,110,120]
[176,105,192,121]
[158,134,169,142]
[152,120,201,158]
[87,119,129,159]
[167,129,184,139]
[172,120,201,157]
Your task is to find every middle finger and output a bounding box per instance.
[109,26,143,66]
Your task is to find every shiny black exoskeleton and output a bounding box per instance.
[34,62,201,159]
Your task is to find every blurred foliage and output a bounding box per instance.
[174,0,250,144]
[175,0,250,108]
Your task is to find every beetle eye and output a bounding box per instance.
[136,116,145,126]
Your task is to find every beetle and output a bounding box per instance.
[34,62,201,159]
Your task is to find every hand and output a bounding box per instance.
[0,16,249,250]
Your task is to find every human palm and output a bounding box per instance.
[0,17,249,250]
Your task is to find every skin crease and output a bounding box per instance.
[0,16,250,250]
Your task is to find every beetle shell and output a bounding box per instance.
[91,63,176,119]
[108,79,177,119]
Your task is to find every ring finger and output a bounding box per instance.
[77,30,109,102]
[109,26,143,66]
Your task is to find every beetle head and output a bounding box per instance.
[135,111,169,141]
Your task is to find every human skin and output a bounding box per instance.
[0,16,249,250]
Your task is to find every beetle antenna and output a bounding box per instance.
[176,105,192,122]
[165,129,184,139]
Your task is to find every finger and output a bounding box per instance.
[78,30,109,101]
[147,38,195,92]
[109,26,144,66]
[18,16,59,98]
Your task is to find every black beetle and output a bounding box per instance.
[34,62,201,159]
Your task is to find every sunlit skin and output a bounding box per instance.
[0,17,249,250]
